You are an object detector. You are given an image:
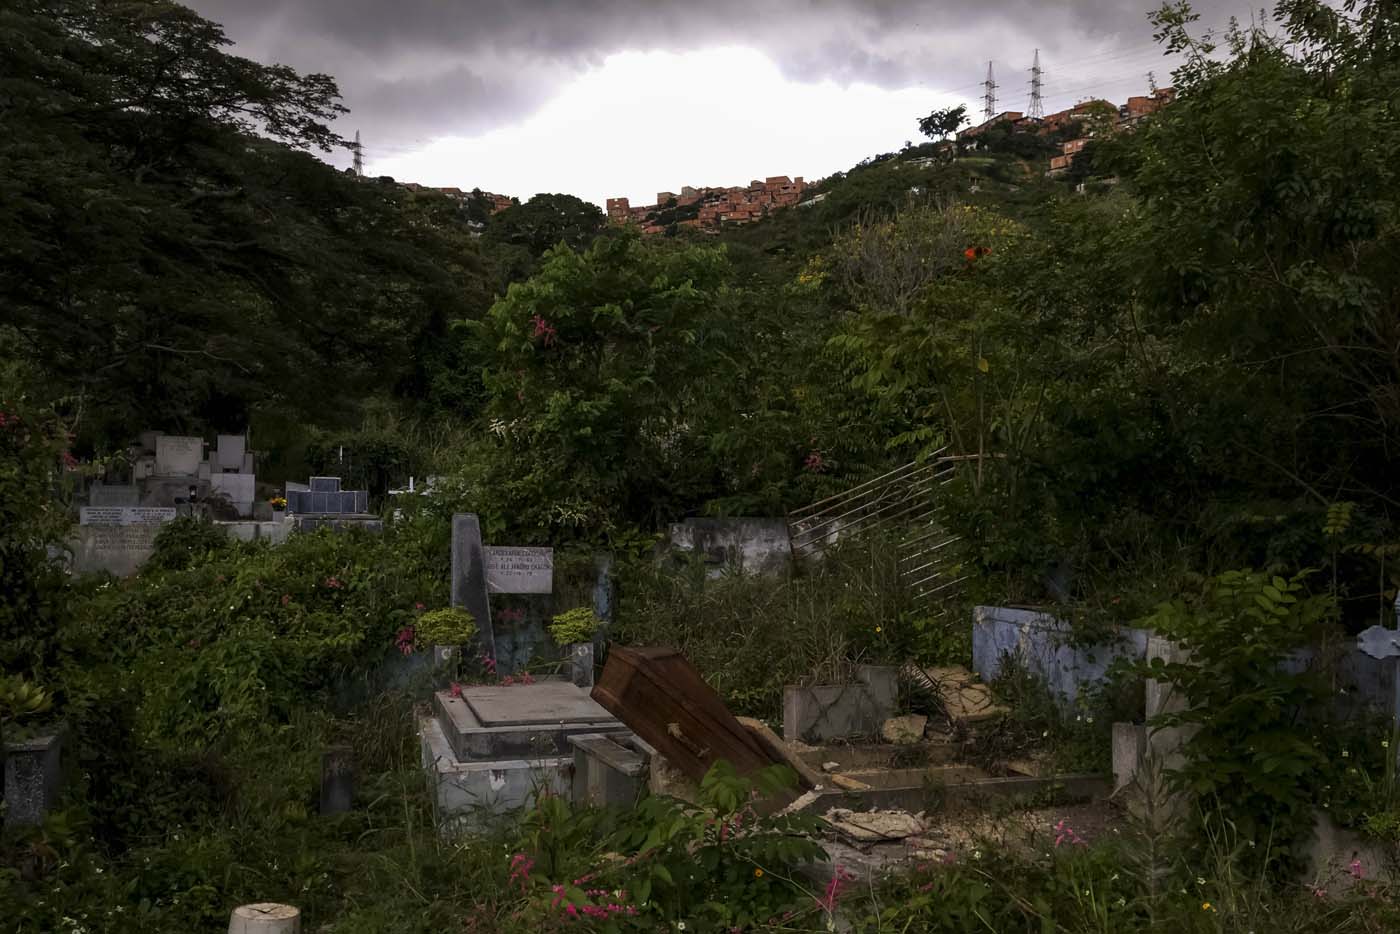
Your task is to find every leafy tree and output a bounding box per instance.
[483,192,605,267]
[0,0,494,446]
[917,104,968,141]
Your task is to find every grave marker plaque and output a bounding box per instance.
[484,546,554,594]
[74,506,177,576]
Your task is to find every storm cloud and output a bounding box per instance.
[186,0,1255,164]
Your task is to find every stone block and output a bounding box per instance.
[568,643,595,689]
[319,746,354,815]
[420,715,571,833]
[155,435,203,476]
[4,733,62,827]
[1111,722,1146,792]
[783,666,899,743]
[216,434,246,471]
[309,476,341,493]
[451,513,496,658]
[88,484,139,507]
[570,732,647,807]
[209,472,255,516]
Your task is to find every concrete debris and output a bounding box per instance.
[821,760,841,772]
[778,789,824,816]
[829,773,872,792]
[880,714,928,745]
[825,807,926,843]
[905,664,1010,724]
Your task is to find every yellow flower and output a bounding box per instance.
[753,868,764,878]
[875,626,883,633]
[1202,902,1214,912]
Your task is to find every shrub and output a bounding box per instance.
[548,606,601,646]
[412,607,478,647]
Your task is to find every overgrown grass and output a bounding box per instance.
[612,535,972,719]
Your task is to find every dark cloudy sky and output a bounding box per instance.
[187,1,1259,204]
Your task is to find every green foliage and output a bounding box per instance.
[614,536,960,718]
[511,759,823,930]
[0,381,74,675]
[413,607,478,647]
[1142,569,1338,870]
[548,606,601,646]
[146,516,237,572]
[918,104,967,141]
[1,0,497,446]
[64,522,446,749]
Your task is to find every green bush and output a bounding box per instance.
[413,607,477,647]
[548,606,601,646]
[146,516,237,572]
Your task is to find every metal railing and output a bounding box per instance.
[787,450,970,614]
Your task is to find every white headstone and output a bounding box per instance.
[155,435,203,476]
[483,546,554,594]
[210,473,256,516]
[216,434,246,471]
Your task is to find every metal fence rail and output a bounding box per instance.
[787,450,969,615]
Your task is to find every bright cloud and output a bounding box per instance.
[370,47,965,208]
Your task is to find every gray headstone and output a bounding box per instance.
[154,435,203,476]
[310,477,342,493]
[209,472,255,516]
[4,733,62,827]
[451,513,496,658]
[216,434,246,471]
[319,745,354,815]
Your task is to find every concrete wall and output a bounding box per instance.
[973,606,1149,707]
[667,518,793,577]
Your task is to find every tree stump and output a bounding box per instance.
[229,903,300,934]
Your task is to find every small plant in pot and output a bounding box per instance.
[411,607,478,667]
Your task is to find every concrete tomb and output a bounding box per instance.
[420,680,635,831]
[73,506,177,576]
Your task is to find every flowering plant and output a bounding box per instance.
[268,496,287,510]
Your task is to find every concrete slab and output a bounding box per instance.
[432,690,624,762]
[464,681,615,727]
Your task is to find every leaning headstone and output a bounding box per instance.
[3,733,62,827]
[228,903,300,934]
[451,514,496,658]
[319,746,354,815]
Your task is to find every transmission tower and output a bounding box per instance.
[352,130,363,177]
[1028,49,1044,120]
[982,61,998,121]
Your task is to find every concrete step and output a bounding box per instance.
[431,687,626,762]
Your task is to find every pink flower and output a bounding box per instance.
[1054,818,1084,847]
[415,602,425,611]
[324,576,342,589]
[396,626,416,655]
[508,853,533,891]
[281,594,291,606]
[530,313,558,346]
[817,865,855,913]
[1312,887,1327,899]
[804,450,826,473]
[449,682,463,698]
[502,675,515,686]
[521,671,535,685]
[1349,858,1364,880]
